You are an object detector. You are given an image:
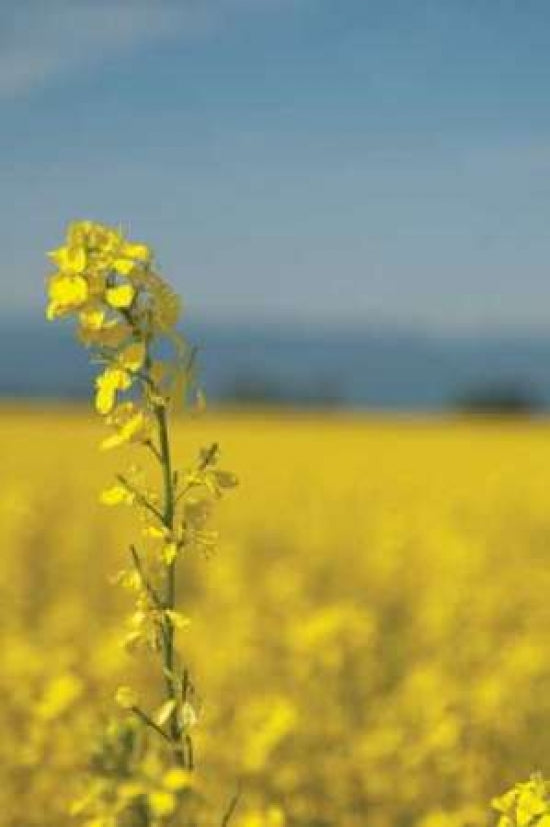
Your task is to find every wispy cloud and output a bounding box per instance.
[0,1,293,99]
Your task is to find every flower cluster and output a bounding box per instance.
[46,220,188,446]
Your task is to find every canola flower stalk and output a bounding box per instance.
[45,220,238,825]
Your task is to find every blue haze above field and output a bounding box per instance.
[3,318,550,411]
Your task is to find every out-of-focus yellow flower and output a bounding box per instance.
[37,673,83,721]
[148,789,176,816]
[99,484,135,506]
[162,767,193,791]
[115,686,139,710]
[237,806,286,827]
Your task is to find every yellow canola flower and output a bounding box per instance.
[112,258,136,276]
[78,317,131,349]
[161,541,179,565]
[65,218,93,245]
[37,673,83,721]
[105,283,136,309]
[111,242,152,275]
[46,273,89,319]
[48,244,87,275]
[79,307,105,331]
[142,523,169,539]
[148,790,176,817]
[99,484,135,506]
[111,568,142,591]
[122,241,151,262]
[101,408,152,451]
[95,367,132,415]
[162,768,193,791]
[237,807,286,827]
[64,221,150,274]
[85,221,122,253]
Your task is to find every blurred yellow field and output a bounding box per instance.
[2,407,550,826]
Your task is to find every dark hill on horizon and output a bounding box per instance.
[2,317,550,412]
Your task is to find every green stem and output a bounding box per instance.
[155,403,186,765]
[129,545,165,611]
[131,706,171,743]
[156,405,175,603]
[221,786,242,827]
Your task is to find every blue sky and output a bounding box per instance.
[3,0,550,331]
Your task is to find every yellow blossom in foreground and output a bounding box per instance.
[105,283,136,309]
[46,273,89,319]
[95,368,132,415]
[102,413,151,450]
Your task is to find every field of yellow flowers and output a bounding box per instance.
[2,406,550,826]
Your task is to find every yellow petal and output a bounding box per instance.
[162,542,178,566]
[95,381,116,415]
[163,768,193,791]
[47,273,89,318]
[106,283,136,309]
[122,241,152,262]
[101,412,151,450]
[95,368,131,415]
[79,307,105,331]
[37,674,83,721]
[66,220,93,246]
[148,791,176,817]
[99,484,134,506]
[48,245,87,274]
[112,257,135,276]
[142,524,168,539]
[155,699,177,727]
